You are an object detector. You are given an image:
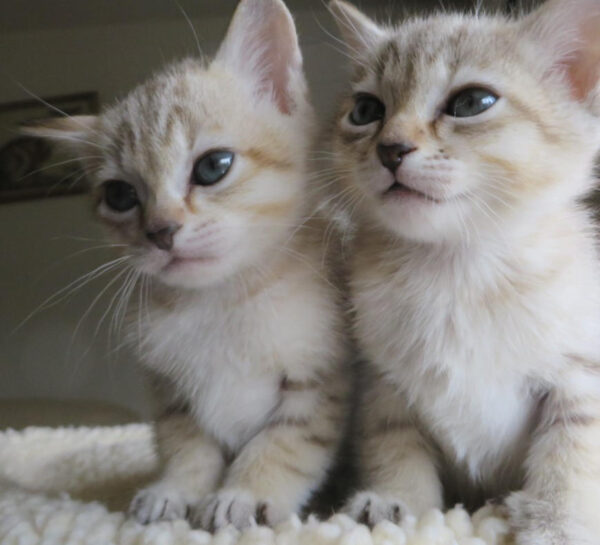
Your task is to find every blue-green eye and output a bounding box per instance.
[192,150,234,186]
[104,180,139,212]
[350,94,385,126]
[445,87,498,118]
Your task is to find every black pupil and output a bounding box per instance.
[104,181,138,212]
[448,88,497,117]
[461,95,475,110]
[193,151,234,186]
[359,102,372,119]
[351,96,384,125]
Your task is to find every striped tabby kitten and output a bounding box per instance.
[328,0,600,543]
[25,0,350,531]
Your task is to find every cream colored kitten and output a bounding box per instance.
[328,0,600,543]
[25,0,350,530]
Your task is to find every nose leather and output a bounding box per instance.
[377,142,417,173]
[146,222,182,251]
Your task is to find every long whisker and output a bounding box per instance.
[13,255,131,333]
[315,7,366,65]
[11,80,102,138]
[32,244,128,286]
[45,166,87,195]
[174,0,203,57]
[115,266,141,344]
[275,245,340,294]
[16,156,102,182]
[65,169,93,193]
[67,266,132,360]
[41,133,107,152]
[95,266,135,342]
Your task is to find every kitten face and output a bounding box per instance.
[90,59,309,289]
[330,1,600,244]
[25,0,312,289]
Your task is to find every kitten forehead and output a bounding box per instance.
[98,60,202,180]
[366,15,516,90]
[97,58,291,187]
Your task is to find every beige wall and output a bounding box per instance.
[0,1,472,417]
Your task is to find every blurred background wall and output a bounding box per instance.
[0,0,498,421]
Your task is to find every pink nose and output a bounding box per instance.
[377,142,417,173]
[146,222,181,251]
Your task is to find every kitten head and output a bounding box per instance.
[24,0,313,289]
[329,0,600,244]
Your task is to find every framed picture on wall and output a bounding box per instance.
[0,91,99,203]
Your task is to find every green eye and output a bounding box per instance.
[445,87,498,118]
[193,150,234,186]
[104,180,139,212]
[350,94,385,126]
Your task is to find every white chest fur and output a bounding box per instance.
[352,227,600,487]
[137,269,337,451]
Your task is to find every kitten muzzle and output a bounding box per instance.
[384,180,440,203]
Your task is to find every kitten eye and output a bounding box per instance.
[349,94,385,126]
[193,150,234,186]
[445,87,498,118]
[104,180,139,212]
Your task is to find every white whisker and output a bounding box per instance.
[13,255,131,333]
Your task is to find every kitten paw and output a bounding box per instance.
[344,491,408,527]
[190,488,286,531]
[505,491,564,545]
[130,483,190,524]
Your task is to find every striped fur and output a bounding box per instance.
[328,0,600,543]
[25,0,350,531]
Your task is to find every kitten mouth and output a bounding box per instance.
[384,181,440,203]
[164,255,220,271]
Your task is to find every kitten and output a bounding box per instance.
[328,0,600,543]
[24,0,350,531]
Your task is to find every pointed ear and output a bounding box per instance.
[522,0,600,104]
[329,0,386,55]
[20,115,98,152]
[215,0,304,115]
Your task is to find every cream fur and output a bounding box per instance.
[23,0,350,531]
[328,1,600,543]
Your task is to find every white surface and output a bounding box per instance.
[0,424,513,545]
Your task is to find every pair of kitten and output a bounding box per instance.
[26,0,600,543]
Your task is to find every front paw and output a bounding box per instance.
[344,491,408,527]
[129,483,189,524]
[505,491,564,545]
[190,488,287,531]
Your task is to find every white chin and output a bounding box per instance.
[157,257,234,289]
[375,197,464,243]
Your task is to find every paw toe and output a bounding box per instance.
[130,486,188,524]
[346,492,407,527]
[190,489,285,531]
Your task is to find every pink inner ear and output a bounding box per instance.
[254,15,299,115]
[567,14,600,101]
[568,54,600,102]
[216,0,303,116]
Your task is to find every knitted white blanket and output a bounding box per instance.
[0,424,512,545]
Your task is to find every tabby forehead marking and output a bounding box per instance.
[245,147,294,172]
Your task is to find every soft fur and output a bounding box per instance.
[327,0,600,543]
[24,0,350,531]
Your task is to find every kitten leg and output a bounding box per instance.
[130,413,225,524]
[345,375,442,526]
[506,371,600,545]
[190,372,349,531]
